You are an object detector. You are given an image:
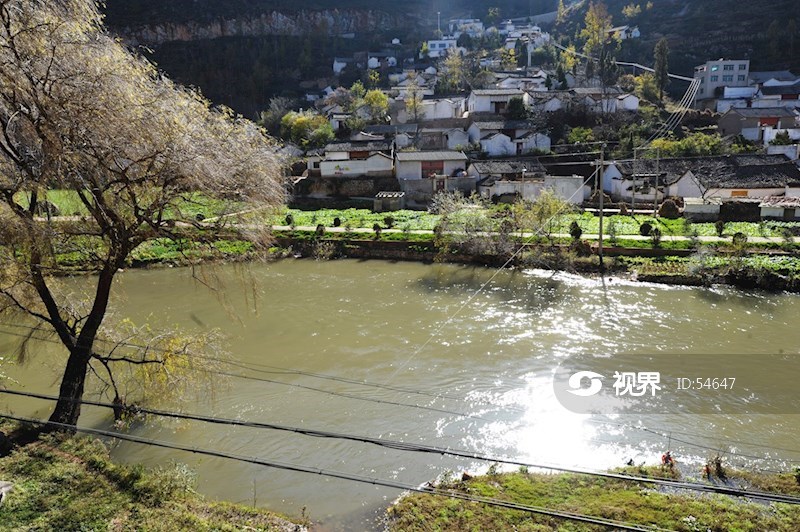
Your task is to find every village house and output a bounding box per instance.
[468,120,551,156]
[417,126,470,150]
[394,150,468,180]
[318,140,393,178]
[466,89,526,114]
[363,124,418,149]
[424,38,459,58]
[469,160,585,203]
[603,155,800,204]
[495,70,549,92]
[606,25,640,40]
[694,59,750,106]
[718,107,799,141]
[755,80,800,109]
[448,18,484,37]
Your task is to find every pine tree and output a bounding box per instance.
[654,38,670,102]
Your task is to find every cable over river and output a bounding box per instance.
[2,259,799,530]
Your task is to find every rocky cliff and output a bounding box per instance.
[116,9,412,46]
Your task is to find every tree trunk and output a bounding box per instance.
[47,349,91,428]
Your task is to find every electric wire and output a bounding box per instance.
[3,322,800,461]
[3,389,799,506]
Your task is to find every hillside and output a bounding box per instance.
[555,0,800,78]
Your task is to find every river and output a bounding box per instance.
[1,259,799,530]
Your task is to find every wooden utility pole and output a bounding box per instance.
[653,147,661,217]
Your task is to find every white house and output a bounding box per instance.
[333,57,354,75]
[395,151,468,180]
[448,18,484,37]
[603,155,800,203]
[467,120,550,154]
[466,89,526,114]
[607,25,640,40]
[319,153,394,178]
[424,39,458,58]
[418,127,470,150]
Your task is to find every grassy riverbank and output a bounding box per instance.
[0,426,305,531]
[387,466,800,531]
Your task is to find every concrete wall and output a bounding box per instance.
[400,177,477,205]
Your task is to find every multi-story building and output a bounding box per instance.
[694,59,750,105]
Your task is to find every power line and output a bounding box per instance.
[3,323,800,461]
[3,389,799,506]
[0,412,672,532]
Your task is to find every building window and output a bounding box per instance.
[698,88,704,94]
[738,75,746,81]
[723,75,733,82]
[710,75,718,82]
[711,65,719,72]
[739,64,747,70]
[723,64,734,71]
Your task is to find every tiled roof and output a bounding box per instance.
[725,107,797,118]
[614,155,800,189]
[395,150,468,161]
[470,160,546,175]
[324,141,391,152]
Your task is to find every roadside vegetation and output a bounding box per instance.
[0,423,305,531]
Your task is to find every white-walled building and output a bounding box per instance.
[694,59,750,104]
[395,151,468,179]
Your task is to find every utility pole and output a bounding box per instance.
[437,12,441,35]
[597,145,605,272]
[521,167,527,201]
[653,147,660,217]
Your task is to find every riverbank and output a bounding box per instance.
[386,466,800,531]
[0,424,306,531]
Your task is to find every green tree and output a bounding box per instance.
[568,127,595,144]
[440,52,466,93]
[500,48,518,70]
[653,38,670,101]
[258,96,296,136]
[404,78,424,124]
[364,89,389,123]
[622,3,642,19]
[506,96,528,120]
[580,1,613,59]
[486,7,501,27]
[634,72,659,102]
[556,0,568,23]
[0,0,284,427]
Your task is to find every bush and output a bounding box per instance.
[639,222,653,236]
[372,223,382,239]
[651,227,662,248]
[658,199,680,219]
[715,220,725,237]
[285,213,294,227]
[384,216,395,228]
[569,220,583,240]
[619,203,629,216]
[333,217,341,227]
[315,224,325,237]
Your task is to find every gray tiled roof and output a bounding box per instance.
[395,150,468,161]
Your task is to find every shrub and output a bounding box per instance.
[715,220,725,237]
[658,199,680,219]
[333,217,341,227]
[569,220,583,241]
[384,216,395,228]
[639,222,653,236]
[651,227,662,247]
[285,213,294,227]
[372,223,382,239]
[608,220,618,246]
[315,224,325,237]
[732,232,748,246]
[619,203,629,216]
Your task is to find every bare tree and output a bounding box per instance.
[0,0,284,427]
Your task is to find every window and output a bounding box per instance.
[723,64,734,71]
[723,75,733,82]
[738,75,746,81]
[711,65,719,72]
[421,160,444,176]
[698,88,704,95]
[739,64,747,70]
[710,75,718,82]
